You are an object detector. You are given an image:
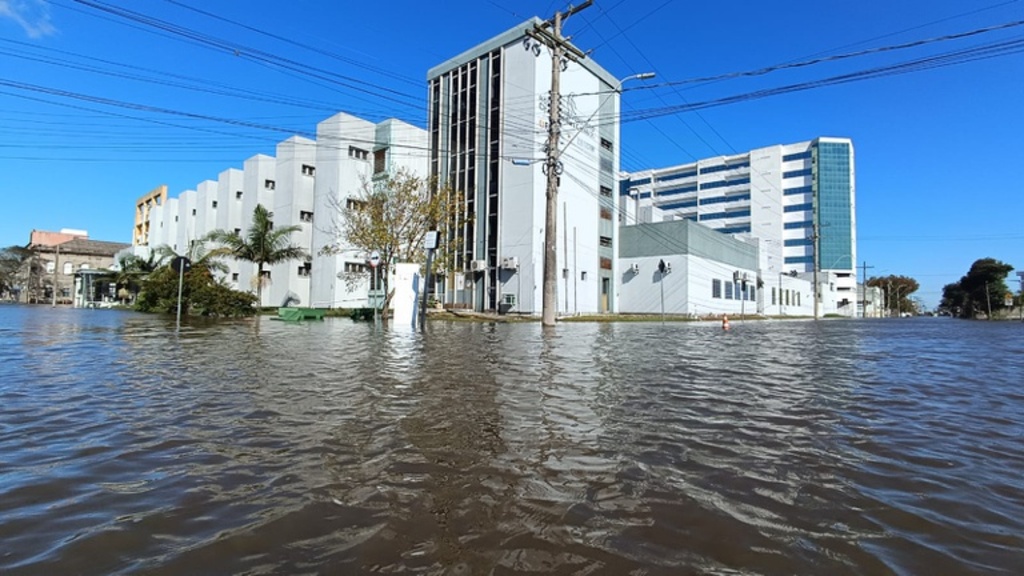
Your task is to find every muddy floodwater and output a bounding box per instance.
[1,305,1022,574]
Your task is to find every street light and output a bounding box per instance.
[541,71,655,326]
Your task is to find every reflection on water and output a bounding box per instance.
[1,305,1022,574]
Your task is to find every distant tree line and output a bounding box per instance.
[940,258,1014,319]
[866,274,919,315]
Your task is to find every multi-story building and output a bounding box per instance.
[24,229,130,305]
[620,137,857,315]
[427,18,621,314]
[237,154,276,306]
[267,136,317,308]
[309,113,428,309]
[133,185,166,246]
[142,112,427,310]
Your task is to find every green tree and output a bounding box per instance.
[322,169,463,320]
[0,245,35,299]
[136,239,255,317]
[112,251,166,304]
[206,203,309,312]
[941,258,1013,319]
[867,274,919,316]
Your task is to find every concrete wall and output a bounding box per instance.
[239,154,276,306]
[310,112,375,309]
[269,136,316,307]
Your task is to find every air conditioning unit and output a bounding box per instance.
[470,259,487,272]
[501,256,519,270]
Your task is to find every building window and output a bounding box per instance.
[772,287,776,305]
[299,210,313,223]
[231,273,239,282]
[783,150,812,162]
[599,185,612,197]
[581,271,587,281]
[191,209,196,216]
[725,281,733,300]
[344,262,368,273]
[712,279,722,298]
[236,190,243,199]
[348,146,369,160]
[63,261,73,275]
[265,179,276,190]
[600,138,613,152]
[599,236,612,248]
[600,257,612,270]
[260,270,271,279]
[301,164,315,177]
[297,262,311,277]
[212,201,218,209]
[599,207,612,220]
[346,198,366,211]
[374,148,387,174]
[175,216,179,222]
[234,228,241,235]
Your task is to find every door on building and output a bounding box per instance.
[601,278,610,312]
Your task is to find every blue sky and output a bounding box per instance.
[2,0,1022,306]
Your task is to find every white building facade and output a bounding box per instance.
[309,113,428,309]
[143,112,426,310]
[428,18,621,314]
[620,137,857,316]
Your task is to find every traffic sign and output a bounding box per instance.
[171,256,191,273]
[1006,293,1014,307]
[368,251,380,268]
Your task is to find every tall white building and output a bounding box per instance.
[215,168,245,290]
[620,137,858,315]
[238,153,277,306]
[143,112,427,310]
[309,113,428,309]
[428,18,621,314]
[268,136,317,308]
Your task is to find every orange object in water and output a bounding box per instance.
[722,315,730,330]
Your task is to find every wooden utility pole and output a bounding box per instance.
[52,243,60,307]
[529,1,592,327]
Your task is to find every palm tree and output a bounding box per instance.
[206,204,308,312]
[113,250,167,304]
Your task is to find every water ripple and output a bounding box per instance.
[1,306,1023,574]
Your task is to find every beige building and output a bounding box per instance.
[133,185,167,246]
[25,229,130,304]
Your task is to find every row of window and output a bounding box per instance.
[700,161,750,174]
[711,278,757,301]
[701,176,750,190]
[783,185,812,196]
[783,202,813,213]
[782,150,812,162]
[771,287,801,307]
[701,208,751,221]
[783,168,812,179]
[701,192,751,206]
[45,262,91,275]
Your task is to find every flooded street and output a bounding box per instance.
[1,305,1022,574]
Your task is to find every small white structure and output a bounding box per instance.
[391,263,421,329]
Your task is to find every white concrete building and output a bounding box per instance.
[239,154,277,306]
[308,113,429,309]
[216,168,245,290]
[268,136,317,308]
[616,219,816,317]
[428,18,621,314]
[620,137,857,316]
[175,190,197,255]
